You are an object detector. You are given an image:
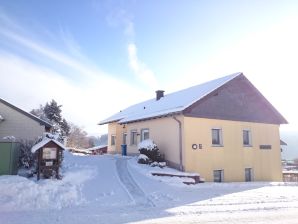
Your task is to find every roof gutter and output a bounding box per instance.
[172,116,184,171]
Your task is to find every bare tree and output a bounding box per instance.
[66,123,90,149]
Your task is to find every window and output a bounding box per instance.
[111,135,116,146]
[260,145,272,150]
[212,128,222,146]
[213,170,224,182]
[245,168,253,182]
[123,133,127,145]
[141,129,149,141]
[130,130,137,145]
[243,130,252,146]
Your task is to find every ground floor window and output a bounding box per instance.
[141,128,149,141]
[130,130,137,145]
[213,170,224,182]
[245,168,253,182]
[111,135,116,146]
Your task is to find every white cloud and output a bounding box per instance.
[0,13,149,136]
[127,43,158,87]
[0,51,147,136]
[104,7,158,88]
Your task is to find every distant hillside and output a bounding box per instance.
[280,131,298,160]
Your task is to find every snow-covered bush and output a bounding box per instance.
[137,154,150,164]
[19,140,35,169]
[138,139,164,162]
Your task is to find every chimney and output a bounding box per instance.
[155,90,164,101]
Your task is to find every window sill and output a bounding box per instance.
[212,144,224,147]
[243,145,253,147]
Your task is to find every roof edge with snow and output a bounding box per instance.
[0,98,52,128]
[31,138,67,153]
[99,72,242,125]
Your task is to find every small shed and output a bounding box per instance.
[87,145,108,155]
[0,141,20,175]
[31,138,66,180]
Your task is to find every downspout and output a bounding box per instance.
[172,116,184,171]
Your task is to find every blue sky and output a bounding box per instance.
[0,0,298,136]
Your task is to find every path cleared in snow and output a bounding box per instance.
[116,157,154,207]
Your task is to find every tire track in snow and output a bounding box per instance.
[116,158,154,207]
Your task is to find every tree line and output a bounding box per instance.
[31,99,105,149]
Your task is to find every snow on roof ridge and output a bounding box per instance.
[99,72,242,124]
[31,137,67,153]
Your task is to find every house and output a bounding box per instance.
[0,98,52,141]
[99,72,287,182]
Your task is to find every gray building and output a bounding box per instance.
[0,98,52,141]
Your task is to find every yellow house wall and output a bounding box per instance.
[183,117,282,182]
[120,116,184,166]
[107,122,123,153]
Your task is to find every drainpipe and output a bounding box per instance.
[172,116,184,171]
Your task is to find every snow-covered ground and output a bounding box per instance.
[1,152,298,224]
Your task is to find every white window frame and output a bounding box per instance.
[130,130,137,145]
[141,128,149,141]
[243,129,252,147]
[211,128,223,146]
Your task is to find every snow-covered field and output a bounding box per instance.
[1,152,298,224]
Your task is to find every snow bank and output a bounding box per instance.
[0,152,95,212]
[128,156,198,186]
[138,139,157,151]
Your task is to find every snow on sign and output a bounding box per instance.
[42,148,57,159]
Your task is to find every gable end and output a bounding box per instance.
[183,74,287,124]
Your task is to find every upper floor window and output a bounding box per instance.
[243,130,252,146]
[130,130,137,145]
[111,135,116,146]
[212,128,223,146]
[141,129,149,141]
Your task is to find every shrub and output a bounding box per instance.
[138,139,164,162]
[19,140,35,169]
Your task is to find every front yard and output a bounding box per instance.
[1,152,298,224]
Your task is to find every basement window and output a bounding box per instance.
[213,170,224,182]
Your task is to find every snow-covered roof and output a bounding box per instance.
[99,72,242,124]
[87,144,108,151]
[31,138,67,153]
